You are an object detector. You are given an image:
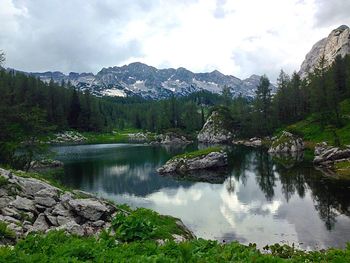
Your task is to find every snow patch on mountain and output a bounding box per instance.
[25,62,275,99]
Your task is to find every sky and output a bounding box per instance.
[1,0,350,81]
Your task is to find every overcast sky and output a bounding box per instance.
[1,0,350,81]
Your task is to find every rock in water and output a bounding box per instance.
[313,142,350,165]
[299,25,350,78]
[157,150,228,174]
[268,131,304,154]
[197,110,234,144]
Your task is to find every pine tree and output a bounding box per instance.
[253,75,272,136]
[68,89,81,129]
[222,85,232,107]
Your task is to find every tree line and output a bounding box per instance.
[0,61,220,168]
[1,50,349,169]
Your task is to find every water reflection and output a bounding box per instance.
[53,144,350,249]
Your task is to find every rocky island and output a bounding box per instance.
[157,147,228,174]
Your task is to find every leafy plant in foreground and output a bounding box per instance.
[111,211,157,242]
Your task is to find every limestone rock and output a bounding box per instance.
[31,214,50,232]
[268,131,304,154]
[197,111,234,144]
[52,203,72,217]
[299,25,350,78]
[313,142,350,165]
[152,132,192,145]
[67,199,109,221]
[30,159,63,171]
[57,221,85,236]
[34,188,59,207]
[10,196,35,212]
[0,197,14,209]
[57,215,72,226]
[157,151,228,174]
[16,176,59,198]
[232,137,263,147]
[50,131,87,144]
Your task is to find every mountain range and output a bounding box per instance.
[28,63,275,99]
[11,25,350,100]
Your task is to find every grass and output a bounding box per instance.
[1,231,350,262]
[285,100,350,147]
[335,160,350,178]
[0,176,8,187]
[171,147,223,160]
[83,128,153,144]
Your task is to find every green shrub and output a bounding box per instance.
[111,211,157,242]
[0,221,16,241]
[0,176,8,187]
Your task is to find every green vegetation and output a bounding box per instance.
[111,208,191,242]
[83,128,142,144]
[335,160,350,178]
[0,221,16,242]
[172,147,222,160]
[285,99,350,146]
[1,230,350,262]
[0,176,8,187]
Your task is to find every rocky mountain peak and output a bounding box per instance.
[24,62,275,99]
[299,25,350,78]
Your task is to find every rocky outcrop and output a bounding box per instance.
[313,142,350,166]
[157,150,228,174]
[232,137,263,147]
[151,132,192,145]
[127,132,152,143]
[0,168,195,245]
[29,159,64,172]
[268,131,304,154]
[299,25,350,78]
[0,168,116,243]
[50,131,87,144]
[197,111,234,144]
[128,132,192,145]
[311,142,350,178]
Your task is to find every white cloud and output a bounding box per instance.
[0,0,349,81]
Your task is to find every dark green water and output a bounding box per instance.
[52,143,350,249]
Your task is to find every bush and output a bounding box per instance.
[0,221,16,241]
[0,176,8,187]
[111,211,157,242]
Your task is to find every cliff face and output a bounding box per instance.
[299,25,350,78]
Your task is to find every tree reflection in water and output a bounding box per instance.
[226,146,350,231]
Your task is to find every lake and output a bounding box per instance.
[52,143,350,250]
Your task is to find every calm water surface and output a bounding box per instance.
[52,143,350,249]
